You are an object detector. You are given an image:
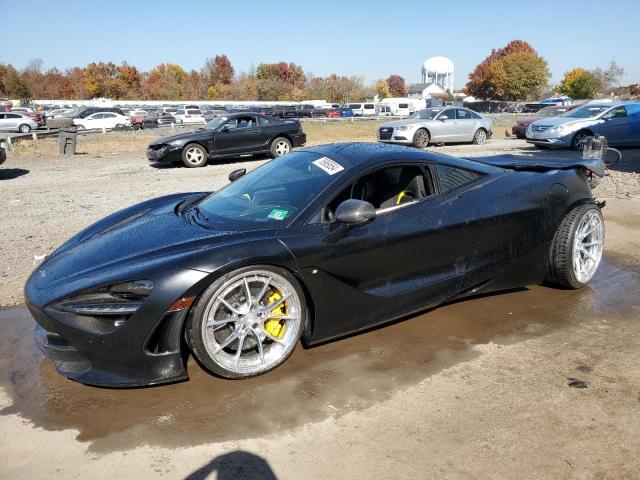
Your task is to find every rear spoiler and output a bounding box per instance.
[467,155,605,178]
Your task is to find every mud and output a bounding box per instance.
[1,256,637,453]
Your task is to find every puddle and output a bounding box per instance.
[0,257,638,452]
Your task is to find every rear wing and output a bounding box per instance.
[466,155,605,178]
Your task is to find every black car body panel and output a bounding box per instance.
[147,112,306,164]
[25,143,601,386]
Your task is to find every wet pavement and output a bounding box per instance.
[1,257,638,453]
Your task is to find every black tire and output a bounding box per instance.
[75,124,85,131]
[269,137,292,158]
[571,130,591,150]
[181,143,207,168]
[412,128,430,148]
[115,123,125,129]
[547,203,604,289]
[186,265,308,379]
[472,128,488,145]
[19,124,31,133]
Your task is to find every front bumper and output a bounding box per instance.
[512,125,527,138]
[25,267,209,387]
[147,145,183,163]
[378,128,413,144]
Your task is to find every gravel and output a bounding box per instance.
[1,136,638,306]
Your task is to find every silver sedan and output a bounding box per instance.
[0,112,39,133]
[378,107,492,148]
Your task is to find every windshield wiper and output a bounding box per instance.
[192,204,209,221]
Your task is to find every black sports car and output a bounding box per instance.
[26,143,606,387]
[147,112,307,168]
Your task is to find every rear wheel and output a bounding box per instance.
[412,128,430,148]
[548,203,604,289]
[19,124,31,133]
[270,137,291,158]
[186,266,306,379]
[473,128,488,145]
[181,143,207,168]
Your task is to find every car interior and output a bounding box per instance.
[323,165,432,222]
[226,115,256,129]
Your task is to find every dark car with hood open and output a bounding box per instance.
[147,112,306,167]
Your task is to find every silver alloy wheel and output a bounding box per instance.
[20,124,30,133]
[185,146,205,165]
[414,129,429,148]
[572,209,604,283]
[475,129,487,144]
[274,140,290,156]
[201,269,302,375]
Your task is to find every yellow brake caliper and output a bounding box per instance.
[264,291,286,339]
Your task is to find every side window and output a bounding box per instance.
[91,113,104,119]
[437,165,484,193]
[258,116,271,126]
[605,106,627,118]
[455,108,471,120]
[323,165,433,222]
[439,109,454,120]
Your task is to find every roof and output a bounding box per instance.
[298,142,494,173]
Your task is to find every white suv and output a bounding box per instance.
[174,108,205,124]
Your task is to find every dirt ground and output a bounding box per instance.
[1,130,639,479]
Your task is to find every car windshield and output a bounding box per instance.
[561,105,610,118]
[195,152,345,228]
[204,116,229,130]
[408,108,441,119]
[538,107,562,117]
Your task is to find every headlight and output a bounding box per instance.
[169,139,187,147]
[52,280,153,316]
[548,123,576,135]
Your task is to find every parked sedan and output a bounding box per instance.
[512,105,577,139]
[527,102,640,149]
[0,112,39,132]
[378,107,492,148]
[74,112,132,130]
[147,112,307,167]
[26,142,606,386]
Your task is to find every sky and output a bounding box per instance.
[1,0,639,89]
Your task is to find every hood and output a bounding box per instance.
[530,116,594,128]
[150,129,211,146]
[28,193,247,290]
[379,118,426,128]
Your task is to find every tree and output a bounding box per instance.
[202,55,234,86]
[144,63,186,99]
[592,60,625,94]
[486,51,549,100]
[376,80,390,100]
[84,62,119,98]
[559,68,599,99]
[466,40,542,99]
[254,62,308,100]
[0,64,30,98]
[386,75,407,97]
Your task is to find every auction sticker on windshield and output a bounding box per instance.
[267,209,288,221]
[312,157,344,175]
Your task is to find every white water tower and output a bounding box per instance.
[422,56,454,93]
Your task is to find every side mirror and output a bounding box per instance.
[335,199,376,225]
[228,168,246,182]
[439,115,449,121]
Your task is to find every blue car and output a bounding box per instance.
[527,102,640,149]
[339,107,354,118]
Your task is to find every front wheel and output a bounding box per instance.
[186,266,307,379]
[473,128,488,145]
[548,203,604,289]
[571,131,591,150]
[270,137,291,158]
[412,128,430,148]
[75,124,85,131]
[181,143,207,168]
[19,124,31,133]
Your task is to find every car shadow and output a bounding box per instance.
[0,168,29,180]
[184,451,277,480]
[149,153,272,169]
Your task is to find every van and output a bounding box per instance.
[377,105,393,116]
[362,103,376,116]
[348,103,364,116]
